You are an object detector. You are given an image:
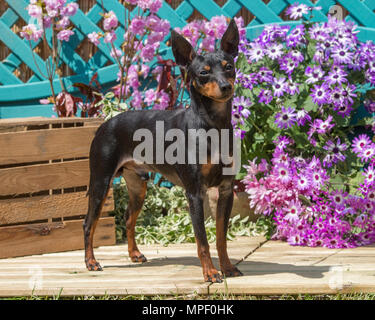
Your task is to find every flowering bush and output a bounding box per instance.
[20,0,79,116]
[236,3,375,248]
[174,15,247,53]
[86,0,172,117]
[20,1,172,117]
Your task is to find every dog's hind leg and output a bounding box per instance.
[123,169,147,263]
[84,133,119,271]
[83,174,112,271]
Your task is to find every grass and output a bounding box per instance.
[2,293,375,300]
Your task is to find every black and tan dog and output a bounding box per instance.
[83,19,241,283]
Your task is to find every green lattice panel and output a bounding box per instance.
[1,0,375,118]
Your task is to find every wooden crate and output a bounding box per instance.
[0,117,115,259]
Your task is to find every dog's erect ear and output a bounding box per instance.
[221,18,239,58]
[171,30,196,68]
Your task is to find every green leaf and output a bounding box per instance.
[105,91,115,99]
[236,52,250,73]
[301,95,316,112]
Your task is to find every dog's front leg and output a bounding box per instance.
[216,180,243,278]
[186,189,222,283]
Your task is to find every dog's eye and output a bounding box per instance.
[200,70,209,76]
[225,64,233,71]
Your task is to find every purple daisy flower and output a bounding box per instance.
[305,66,324,84]
[309,168,328,188]
[275,106,297,129]
[286,25,305,48]
[286,3,309,20]
[364,99,375,113]
[288,234,304,246]
[273,135,294,150]
[273,163,292,183]
[331,46,354,64]
[335,103,353,118]
[310,83,330,106]
[365,68,375,85]
[257,67,273,83]
[284,200,302,222]
[363,165,375,184]
[323,139,348,167]
[351,134,372,154]
[279,57,299,75]
[288,49,304,63]
[315,116,335,134]
[359,145,375,162]
[296,109,311,126]
[324,69,348,86]
[271,149,290,165]
[330,86,346,107]
[248,43,264,62]
[309,238,324,247]
[365,188,375,202]
[324,237,342,249]
[239,73,258,90]
[267,43,284,60]
[233,96,252,109]
[341,84,357,105]
[258,89,273,104]
[295,174,311,191]
[286,80,300,95]
[309,23,328,41]
[312,47,326,64]
[272,77,287,97]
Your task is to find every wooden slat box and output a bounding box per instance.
[0,117,115,259]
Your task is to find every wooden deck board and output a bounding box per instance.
[0,236,375,297]
[0,236,264,297]
[209,240,375,295]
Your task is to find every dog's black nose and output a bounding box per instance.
[220,83,232,93]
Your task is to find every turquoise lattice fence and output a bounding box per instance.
[1,0,375,118]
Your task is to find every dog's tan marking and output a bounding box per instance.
[204,65,211,71]
[201,81,221,98]
[221,60,228,67]
[197,80,234,102]
[228,78,235,88]
[201,162,213,176]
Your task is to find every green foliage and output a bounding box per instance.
[111,179,269,245]
[97,91,129,120]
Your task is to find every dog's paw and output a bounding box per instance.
[204,269,223,283]
[130,253,147,263]
[85,259,103,271]
[222,266,243,278]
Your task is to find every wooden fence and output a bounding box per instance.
[0,0,375,118]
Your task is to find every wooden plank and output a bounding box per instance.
[0,126,98,165]
[0,236,375,297]
[0,189,114,225]
[0,159,90,196]
[208,240,346,295]
[0,117,103,129]
[0,217,115,259]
